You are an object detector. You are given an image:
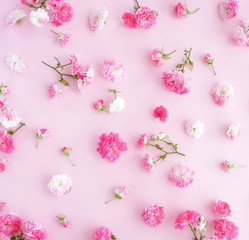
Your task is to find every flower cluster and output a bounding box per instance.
[0,208,47,240]
[97,132,128,162]
[43,54,94,99]
[137,132,185,172]
[122,0,158,29]
[21,0,74,27]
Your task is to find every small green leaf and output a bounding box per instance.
[115,193,122,199]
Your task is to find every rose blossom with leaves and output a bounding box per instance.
[174,2,199,18]
[137,132,185,172]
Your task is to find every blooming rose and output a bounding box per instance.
[6,53,26,73]
[142,203,165,227]
[29,8,49,27]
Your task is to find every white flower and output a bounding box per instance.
[109,96,125,113]
[6,53,26,73]
[227,123,240,140]
[89,7,108,31]
[0,107,22,129]
[30,8,49,27]
[85,65,95,78]
[6,9,26,25]
[198,216,207,232]
[185,119,205,139]
[48,174,72,197]
[211,82,235,105]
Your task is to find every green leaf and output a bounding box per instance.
[60,79,70,87]
[115,193,122,199]
[111,234,117,240]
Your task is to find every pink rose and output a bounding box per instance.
[51,2,74,26]
[0,213,21,236]
[0,157,7,173]
[57,216,69,228]
[122,12,137,29]
[218,0,239,20]
[153,105,168,122]
[214,219,239,240]
[175,210,201,231]
[175,3,187,18]
[214,200,231,217]
[142,203,165,227]
[135,7,157,29]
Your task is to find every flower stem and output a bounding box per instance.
[134,0,140,9]
[7,122,25,136]
[149,144,185,157]
[50,30,58,35]
[68,156,75,167]
[27,0,47,10]
[166,49,177,57]
[36,139,40,149]
[186,8,200,15]
[211,64,216,75]
[42,61,74,78]
[105,197,115,204]
[189,224,199,240]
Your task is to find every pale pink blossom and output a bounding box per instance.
[142,154,155,173]
[185,119,205,139]
[0,157,7,173]
[6,53,26,73]
[6,9,26,25]
[93,100,106,112]
[233,25,249,46]
[135,7,157,29]
[77,66,94,92]
[70,54,82,75]
[162,71,190,94]
[51,2,74,26]
[142,203,165,227]
[137,133,148,150]
[214,219,239,240]
[103,59,125,82]
[0,213,21,236]
[50,30,71,46]
[211,82,234,106]
[36,128,51,139]
[214,200,231,217]
[151,48,177,66]
[169,165,195,188]
[92,226,116,240]
[24,220,47,240]
[105,186,129,204]
[57,216,69,228]
[226,123,240,140]
[89,7,108,31]
[47,174,72,197]
[218,0,239,20]
[122,12,137,29]
[0,131,15,154]
[0,107,22,129]
[29,9,49,27]
[97,132,128,162]
[153,105,168,122]
[175,210,201,231]
[0,84,9,95]
[48,82,63,100]
[220,160,245,172]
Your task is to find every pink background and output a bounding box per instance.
[1,0,249,239]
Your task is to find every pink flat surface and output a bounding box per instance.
[1,0,249,239]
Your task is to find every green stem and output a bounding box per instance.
[165,49,177,57]
[8,122,25,136]
[105,197,115,204]
[50,29,57,35]
[68,156,75,167]
[211,64,216,75]
[149,144,185,156]
[189,225,199,240]
[187,8,200,15]
[134,0,140,9]
[27,0,47,10]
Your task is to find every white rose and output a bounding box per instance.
[6,53,26,73]
[30,8,49,27]
[109,96,125,113]
[185,119,205,139]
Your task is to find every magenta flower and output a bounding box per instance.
[0,213,21,236]
[105,186,129,204]
[92,226,116,240]
[162,71,190,94]
[142,203,165,227]
[24,220,47,240]
[61,147,75,166]
[218,0,239,20]
[93,100,106,112]
[214,219,239,240]
[122,12,137,29]
[102,59,125,82]
[174,2,199,18]
[214,200,231,217]
[204,53,216,75]
[137,133,148,150]
[97,132,128,162]
[135,7,157,29]
[0,157,7,173]
[36,128,51,148]
[175,210,201,231]
[169,165,195,188]
[153,105,168,122]
[57,216,69,228]
[0,131,15,154]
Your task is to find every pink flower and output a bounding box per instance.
[61,147,75,166]
[50,30,71,46]
[233,25,249,46]
[92,226,116,240]
[36,128,51,139]
[47,0,66,9]
[0,157,7,173]
[141,203,165,227]
[204,53,214,63]
[162,71,190,94]
[122,12,137,29]
[175,3,187,17]
[97,132,128,162]
[0,107,22,129]
[48,82,63,100]
[24,220,47,240]
[153,105,168,122]
[89,8,108,31]
[6,9,26,25]
[151,48,176,66]
[175,210,201,231]
[105,186,129,204]
[102,59,125,82]
[218,0,239,20]
[211,82,235,106]
[93,100,106,112]
[137,133,148,150]
[214,200,231,217]
[169,165,195,188]
[0,213,21,236]
[142,154,155,173]
[51,2,74,26]
[226,124,240,140]
[220,160,246,172]
[21,0,39,6]
[57,216,69,228]
[0,131,15,154]
[77,66,94,92]
[135,7,157,29]
[214,219,239,240]
[0,84,9,95]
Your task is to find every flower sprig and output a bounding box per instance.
[137,132,185,172]
[25,0,48,10]
[61,147,75,166]
[176,48,194,73]
[7,122,26,136]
